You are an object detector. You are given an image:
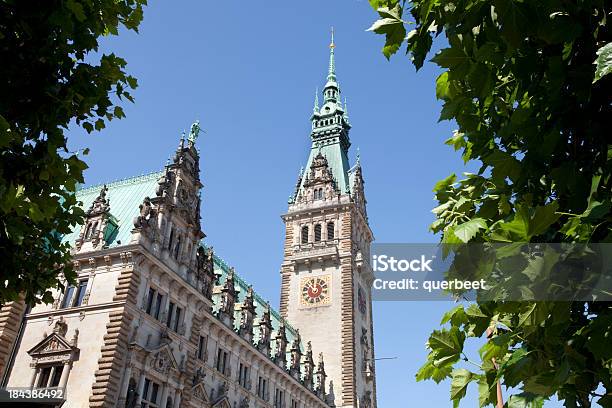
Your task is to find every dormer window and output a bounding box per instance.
[314,188,323,200]
[84,221,98,240]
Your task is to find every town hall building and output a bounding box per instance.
[0,34,377,408]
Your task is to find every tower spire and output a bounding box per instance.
[328,27,336,82]
[313,87,319,113]
[323,27,339,103]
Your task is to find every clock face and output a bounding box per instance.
[300,275,331,307]
[358,285,367,315]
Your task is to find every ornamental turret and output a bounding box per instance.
[273,321,288,368]
[314,352,327,398]
[289,330,302,379]
[217,267,237,326]
[238,286,256,341]
[256,303,273,355]
[302,341,315,390]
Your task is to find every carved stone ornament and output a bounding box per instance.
[28,317,79,366]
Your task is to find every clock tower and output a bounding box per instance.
[279,31,377,408]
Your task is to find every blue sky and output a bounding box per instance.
[67,1,563,407]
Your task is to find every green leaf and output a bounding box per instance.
[428,327,465,367]
[416,360,452,383]
[506,393,544,408]
[433,173,456,193]
[593,42,612,83]
[431,47,470,69]
[436,72,450,99]
[66,0,86,22]
[453,218,487,243]
[366,4,407,59]
[450,369,473,403]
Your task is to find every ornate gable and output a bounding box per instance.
[298,152,340,203]
[191,382,210,403]
[28,318,79,364]
[212,397,231,408]
[149,344,179,374]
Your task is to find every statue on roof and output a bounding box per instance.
[188,120,201,144]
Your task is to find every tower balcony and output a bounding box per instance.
[288,240,340,265]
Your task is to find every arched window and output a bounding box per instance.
[301,226,309,244]
[327,222,335,240]
[314,224,322,242]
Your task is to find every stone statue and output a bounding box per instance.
[188,120,201,143]
[133,197,153,228]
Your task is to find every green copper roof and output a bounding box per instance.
[63,171,163,247]
[65,170,297,354]
[211,254,301,351]
[292,30,354,201]
[302,143,351,194]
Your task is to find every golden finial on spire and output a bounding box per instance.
[330,26,335,49]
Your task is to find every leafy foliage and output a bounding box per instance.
[0,0,145,305]
[368,0,611,406]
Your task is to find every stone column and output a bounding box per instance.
[174,389,182,408]
[47,366,57,388]
[135,371,146,406]
[59,361,71,390]
[159,382,169,408]
[117,363,132,406]
[29,366,38,389]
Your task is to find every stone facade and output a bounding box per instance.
[0,36,377,408]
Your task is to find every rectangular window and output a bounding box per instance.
[50,366,63,387]
[142,379,150,404]
[291,398,299,408]
[150,382,159,405]
[275,388,285,408]
[37,367,51,387]
[238,362,250,388]
[145,288,155,314]
[327,222,334,240]
[257,376,268,400]
[197,336,207,360]
[141,378,161,408]
[61,286,75,309]
[73,279,88,307]
[173,307,182,332]
[153,293,163,319]
[166,302,175,328]
[216,348,228,375]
